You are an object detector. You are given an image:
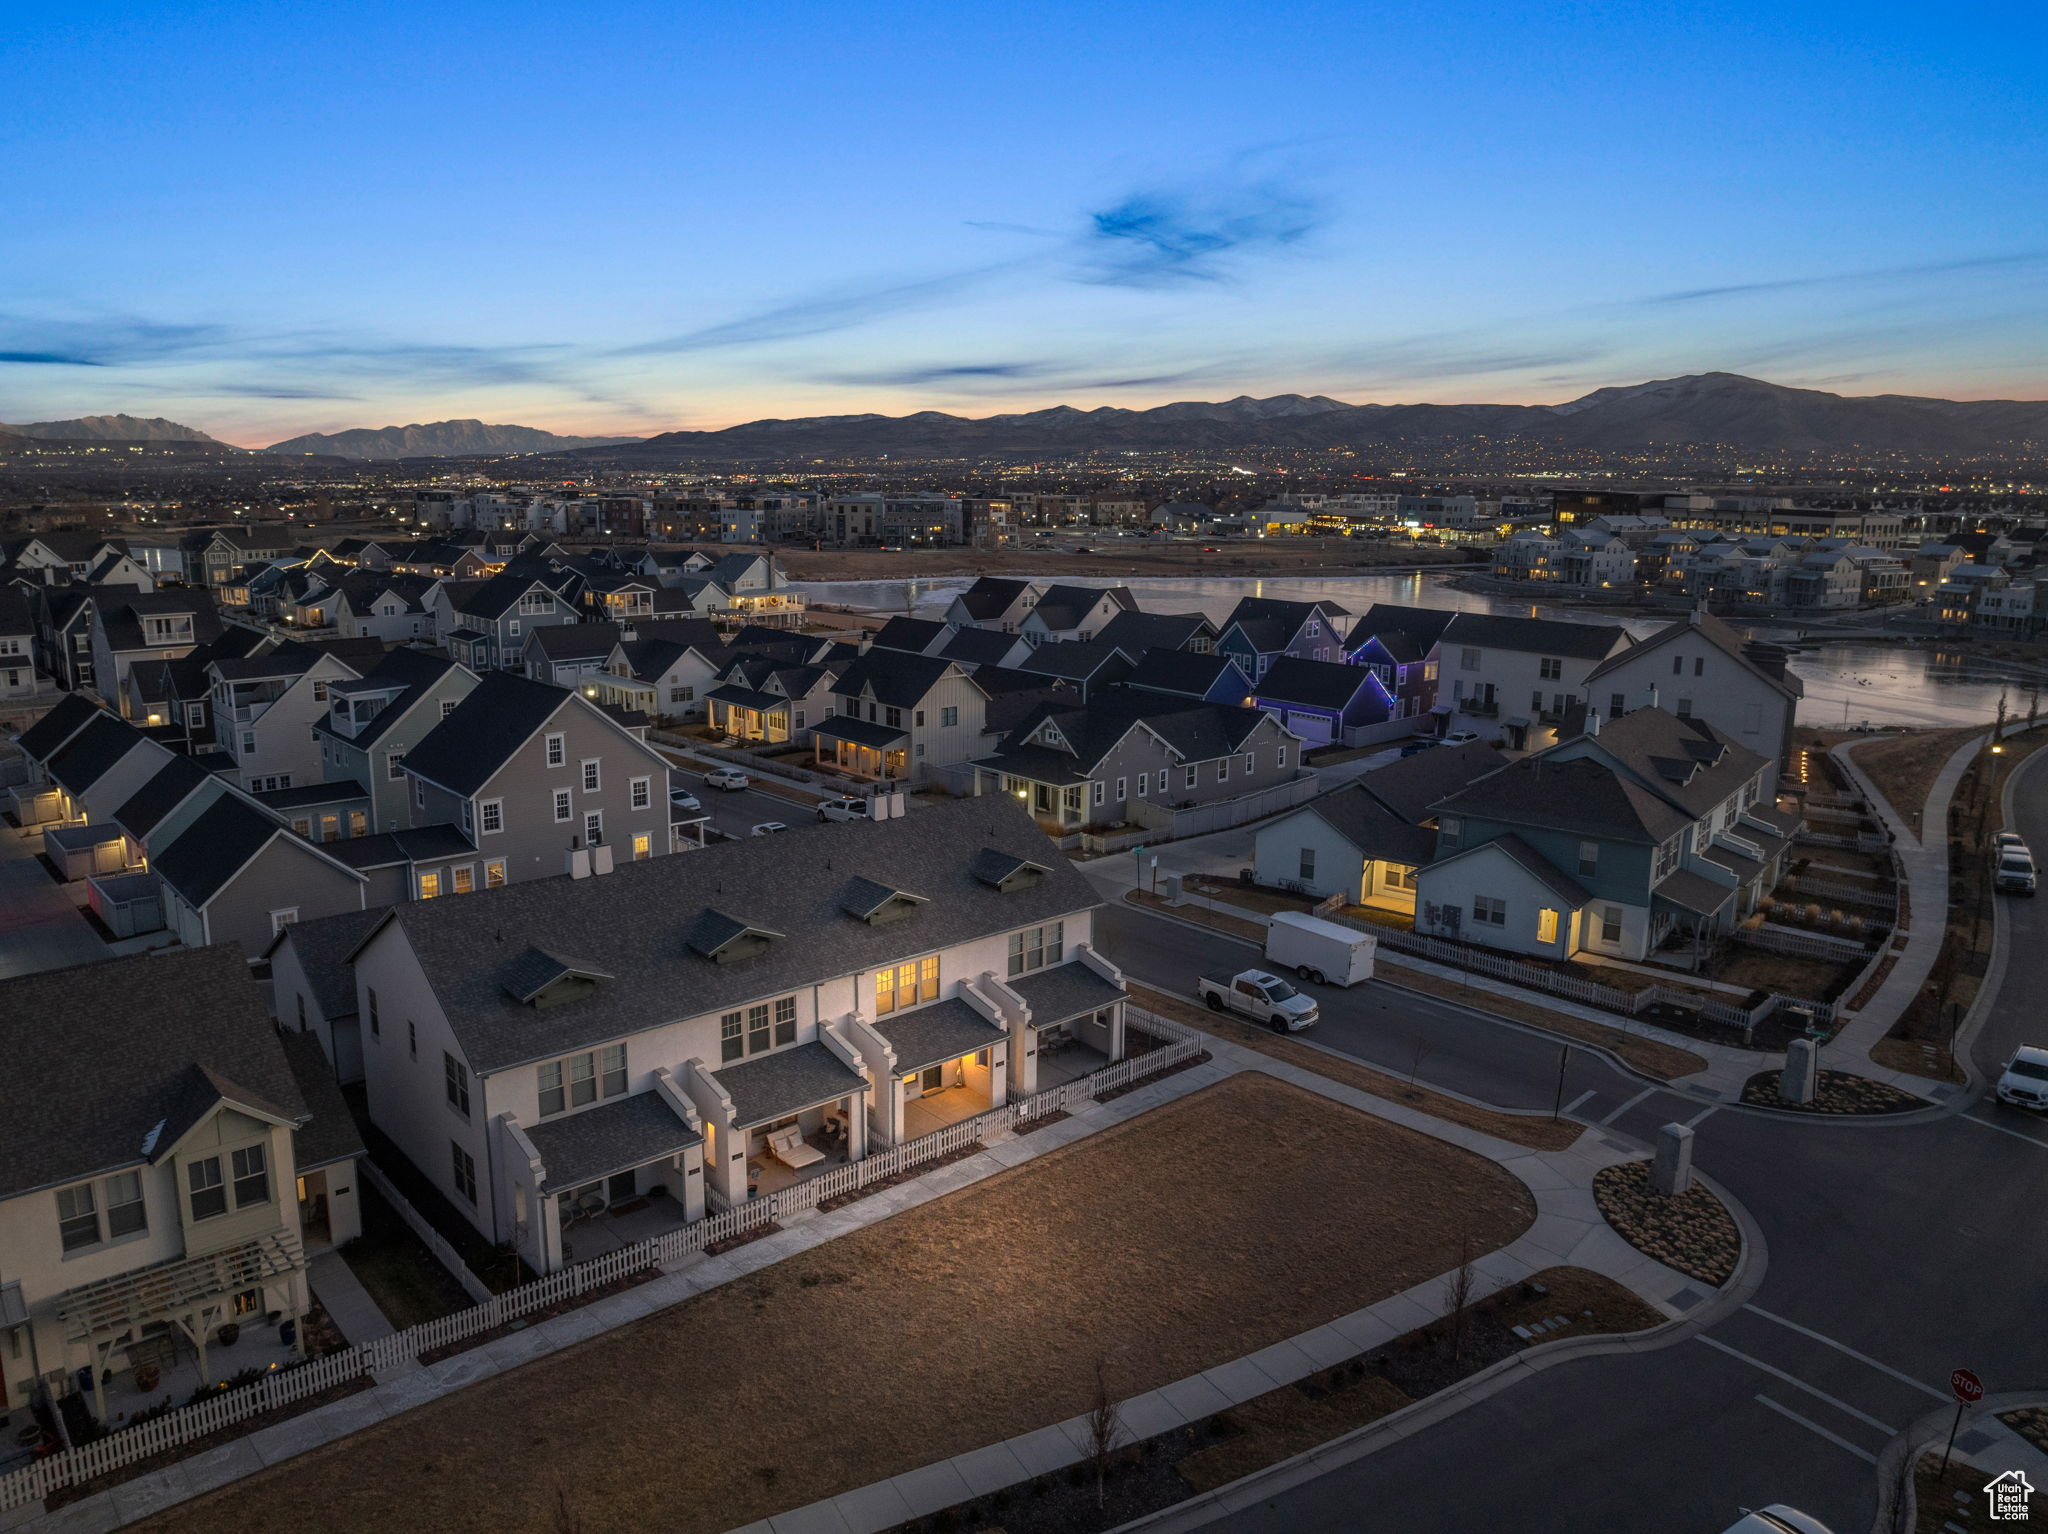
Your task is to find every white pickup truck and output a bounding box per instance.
[1197,969,1320,1032]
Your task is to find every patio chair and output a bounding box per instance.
[765,1124,825,1169]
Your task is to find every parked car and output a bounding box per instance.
[749,821,788,836]
[1400,738,1438,756]
[1197,968,1319,1031]
[704,768,751,792]
[817,796,871,823]
[1716,1508,1835,1534]
[670,787,702,813]
[1995,1045,2048,1109]
[1996,849,2037,895]
[1994,830,2028,855]
[1440,729,1483,747]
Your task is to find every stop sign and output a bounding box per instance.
[1952,1368,1984,1404]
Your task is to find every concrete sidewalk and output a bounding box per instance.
[1824,731,1982,1071]
[307,1252,395,1346]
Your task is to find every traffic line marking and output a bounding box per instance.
[1697,1336,1898,1435]
[1685,1104,1721,1128]
[1960,1112,2048,1148]
[1753,1395,1879,1464]
[1562,1089,1597,1117]
[1599,1086,1658,1126]
[1741,1305,1948,1402]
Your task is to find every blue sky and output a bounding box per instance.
[3,0,2044,444]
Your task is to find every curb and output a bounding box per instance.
[1108,1164,1769,1534]
[1867,1390,2048,1534]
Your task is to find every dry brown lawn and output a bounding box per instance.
[1131,985,1582,1151]
[1848,726,1983,826]
[143,1073,1533,1534]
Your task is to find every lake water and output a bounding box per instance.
[796,570,2048,730]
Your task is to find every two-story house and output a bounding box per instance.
[704,656,841,744]
[1248,656,1396,746]
[336,796,1121,1273]
[1342,603,1455,720]
[399,672,678,885]
[1429,613,1634,752]
[812,649,990,784]
[523,622,626,688]
[943,577,1041,633]
[0,945,362,1427]
[1015,584,1138,646]
[1412,708,1799,962]
[1013,640,1134,702]
[434,572,582,671]
[1094,609,1218,657]
[972,689,1301,832]
[1121,648,1255,705]
[1580,608,1803,773]
[313,647,481,832]
[208,643,367,793]
[1216,596,1352,681]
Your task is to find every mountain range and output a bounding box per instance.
[264,420,644,459]
[568,374,2048,463]
[0,414,229,445]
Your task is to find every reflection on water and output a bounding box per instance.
[796,571,2048,731]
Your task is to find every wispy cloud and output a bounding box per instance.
[207,383,364,400]
[616,264,1026,357]
[819,358,1223,395]
[0,351,107,366]
[1637,249,2048,305]
[1080,181,1325,287]
[0,313,228,367]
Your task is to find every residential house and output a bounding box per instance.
[0,587,48,719]
[341,797,1122,1272]
[313,648,480,833]
[812,650,990,784]
[432,572,582,672]
[1015,584,1137,647]
[523,622,626,687]
[1343,604,1455,720]
[1580,609,1803,772]
[931,625,1033,670]
[210,644,367,792]
[1216,596,1352,681]
[973,689,1300,833]
[1430,613,1633,752]
[1093,609,1218,657]
[1784,549,1862,610]
[400,672,679,883]
[0,945,363,1427]
[1253,742,1504,912]
[587,635,728,723]
[1248,656,1396,746]
[190,527,297,590]
[1014,640,1133,702]
[154,793,370,956]
[268,907,390,1084]
[943,577,1042,634]
[704,656,841,745]
[1121,648,1254,705]
[1413,708,1797,962]
[868,616,950,656]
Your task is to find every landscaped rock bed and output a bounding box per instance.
[2000,1406,2048,1454]
[1592,1161,1741,1287]
[1740,1068,1928,1115]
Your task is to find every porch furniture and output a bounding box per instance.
[765,1125,825,1169]
[575,1190,606,1219]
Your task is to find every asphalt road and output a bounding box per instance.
[669,769,818,841]
[1093,758,2048,1534]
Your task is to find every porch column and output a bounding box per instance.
[845,1092,869,1162]
[1105,1002,1127,1063]
[986,1043,1010,1108]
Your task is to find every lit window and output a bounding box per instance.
[418,871,441,899]
[485,859,505,888]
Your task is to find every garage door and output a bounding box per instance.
[1287,710,1334,745]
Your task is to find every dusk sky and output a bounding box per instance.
[4,0,2044,445]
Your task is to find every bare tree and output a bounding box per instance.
[1442,1235,1478,1365]
[1088,1358,1123,1510]
[1405,1029,1436,1096]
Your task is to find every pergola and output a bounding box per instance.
[55,1232,307,1421]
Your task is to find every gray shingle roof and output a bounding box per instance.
[1654,868,1736,917]
[1433,755,1690,846]
[1355,741,1505,823]
[0,945,309,1199]
[936,627,1022,666]
[400,671,570,797]
[875,997,1007,1072]
[1293,786,1437,866]
[1006,961,1126,1025]
[715,1042,867,1129]
[524,1091,703,1191]
[1253,656,1383,712]
[832,648,974,710]
[1343,602,1458,659]
[352,796,1098,1075]
[1438,612,1630,661]
[45,712,147,792]
[153,797,292,907]
[954,577,1036,619]
[1123,649,1251,700]
[1433,832,1593,909]
[268,905,389,1019]
[113,754,212,840]
[280,1029,365,1172]
[1095,610,1215,658]
[814,714,908,749]
[15,693,101,759]
[870,617,947,654]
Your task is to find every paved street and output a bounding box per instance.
[1095,753,2048,1533]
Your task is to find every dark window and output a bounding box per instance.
[232,1145,269,1208]
[188,1157,227,1221]
[445,1052,471,1117]
[774,995,797,1046]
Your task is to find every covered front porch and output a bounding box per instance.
[812,716,908,781]
[51,1232,308,1425]
[860,995,1010,1146]
[706,684,791,743]
[974,764,1091,832]
[518,1089,708,1274]
[700,1040,871,1205]
[999,955,1129,1096]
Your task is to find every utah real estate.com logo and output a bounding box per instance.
[1987,1469,2034,1521]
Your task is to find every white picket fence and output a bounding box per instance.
[1780,873,1897,910]
[0,1012,1203,1514]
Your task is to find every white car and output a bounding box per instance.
[749,821,787,837]
[1997,849,2037,896]
[1996,1045,2048,1109]
[704,768,751,792]
[1995,831,2028,855]
[1440,729,1483,747]
[816,796,871,823]
[669,787,702,813]
[1717,1508,1836,1534]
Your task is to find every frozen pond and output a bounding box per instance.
[796,570,2046,731]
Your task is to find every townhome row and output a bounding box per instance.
[272,797,1125,1274]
